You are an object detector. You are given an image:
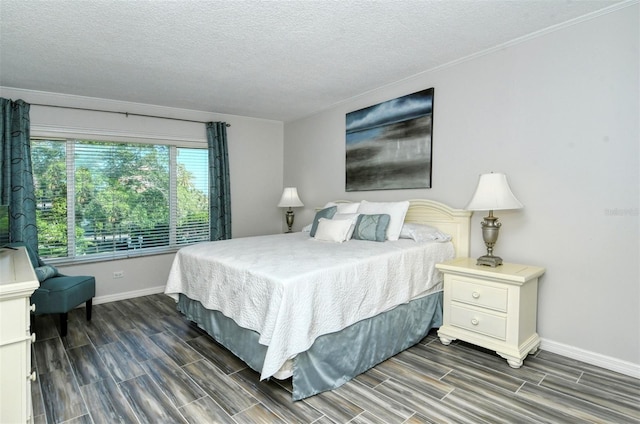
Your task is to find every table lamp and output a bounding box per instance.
[278,187,304,232]
[465,172,523,267]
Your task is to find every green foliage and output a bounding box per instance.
[32,140,209,258]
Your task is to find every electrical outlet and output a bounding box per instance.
[113,271,124,279]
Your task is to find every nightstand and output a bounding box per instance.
[436,257,545,368]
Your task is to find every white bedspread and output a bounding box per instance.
[164,232,454,379]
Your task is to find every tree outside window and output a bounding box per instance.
[31,139,209,260]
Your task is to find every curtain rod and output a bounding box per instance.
[29,103,231,127]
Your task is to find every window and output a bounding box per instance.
[31,139,209,261]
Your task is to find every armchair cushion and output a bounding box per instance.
[31,275,96,315]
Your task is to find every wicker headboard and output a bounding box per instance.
[329,199,472,257]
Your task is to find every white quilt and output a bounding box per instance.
[164,232,454,379]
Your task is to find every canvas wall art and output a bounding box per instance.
[345,88,434,191]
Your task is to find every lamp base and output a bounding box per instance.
[476,254,503,267]
[285,209,295,233]
[478,210,503,267]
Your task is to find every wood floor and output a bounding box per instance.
[31,294,639,424]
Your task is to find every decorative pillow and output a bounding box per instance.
[323,202,360,214]
[34,265,59,283]
[356,200,410,241]
[400,223,452,242]
[309,206,337,237]
[313,218,353,243]
[331,213,360,239]
[353,214,390,242]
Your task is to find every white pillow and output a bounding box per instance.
[357,200,410,241]
[331,213,360,239]
[400,223,452,242]
[313,218,353,243]
[303,211,359,234]
[323,202,360,214]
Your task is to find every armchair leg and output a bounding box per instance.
[60,313,68,337]
[86,298,93,321]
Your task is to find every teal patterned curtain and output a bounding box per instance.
[0,98,38,252]
[206,122,231,240]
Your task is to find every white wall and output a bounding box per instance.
[0,87,285,300]
[284,6,639,372]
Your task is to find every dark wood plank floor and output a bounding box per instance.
[31,294,639,423]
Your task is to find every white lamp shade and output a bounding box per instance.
[277,187,304,208]
[465,173,523,211]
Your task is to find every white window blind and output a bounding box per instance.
[175,148,210,246]
[31,139,209,260]
[32,139,68,257]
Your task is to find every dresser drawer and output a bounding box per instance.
[450,278,508,312]
[449,304,507,340]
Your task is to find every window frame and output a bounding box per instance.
[31,136,210,266]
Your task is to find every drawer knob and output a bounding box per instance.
[31,333,37,343]
[471,318,479,326]
[30,304,36,312]
[28,371,37,381]
[472,291,480,299]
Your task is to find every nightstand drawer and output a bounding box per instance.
[450,278,508,312]
[450,304,507,340]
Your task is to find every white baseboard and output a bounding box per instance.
[540,338,640,379]
[93,286,166,305]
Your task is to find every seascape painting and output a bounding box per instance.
[346,88,434,191]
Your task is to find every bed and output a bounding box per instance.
[165,199,471,400]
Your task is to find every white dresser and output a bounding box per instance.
[0,246,38,424]
[436,257,545,368]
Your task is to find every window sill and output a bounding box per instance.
[46,246,182,267]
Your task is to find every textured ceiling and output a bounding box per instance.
[0,0,627,122]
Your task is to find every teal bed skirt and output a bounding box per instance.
[177,290,443,400]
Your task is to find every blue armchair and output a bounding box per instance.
[10,243,95,337]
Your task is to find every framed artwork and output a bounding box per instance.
[346,88,434,191]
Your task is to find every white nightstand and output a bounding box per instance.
[436,257,545,368]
